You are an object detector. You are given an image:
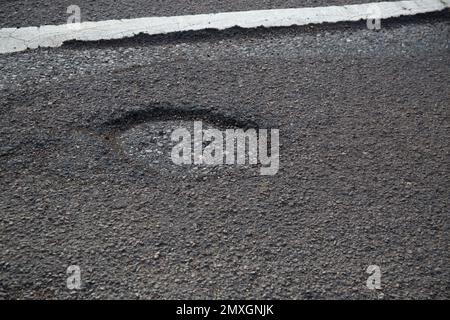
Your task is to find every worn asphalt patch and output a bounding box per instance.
[100,104,267,179]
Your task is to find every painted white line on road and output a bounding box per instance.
[0,0,448,54]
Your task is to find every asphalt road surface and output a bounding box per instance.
[2,0,399,27]
[0,8,449,299]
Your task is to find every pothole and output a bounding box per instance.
[101,105,273,179]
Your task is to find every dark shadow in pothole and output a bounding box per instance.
[101,103,266,135]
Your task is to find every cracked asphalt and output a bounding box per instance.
[0,10,449,299]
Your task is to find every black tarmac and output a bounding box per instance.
[0,12,449,299]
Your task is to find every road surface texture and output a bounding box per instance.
[0,11,449,299]
[2,0,400,27]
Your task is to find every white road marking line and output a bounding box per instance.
[0,0,448,54]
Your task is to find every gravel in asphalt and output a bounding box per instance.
[0,13,449,299]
